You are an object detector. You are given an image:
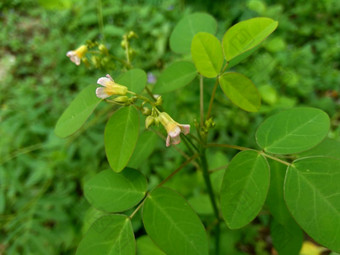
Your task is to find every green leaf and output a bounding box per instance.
[285,157,340,252]
[128,131,158,168]
[170,13,217,54]
[220,150,269,229]
[222,17,278,62]
[256,107,330,154]
[219,72,261,112]
[136,235,166,255]
[84,168,147,212]
[143,187,208,255]
[265,160,291,224]
[298,138,340,159]
[227,44,260,68]
[76,214,135,255]
[188,194,213,215]
[191,32,224,78]
[55,85,101,138]
[105,106,139,172]
[270,218,303,255]
[153,61,197,93]
[116,69,147,94]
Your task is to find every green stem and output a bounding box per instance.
[206,78,219,120]
[200,148,220,254]
[157,153,199,188]
[206,143,251,151]
[260,152,291,166]
[97,0,105,42]
[200,75,204,127]
[129,194,148,219]
[206,143,292,166]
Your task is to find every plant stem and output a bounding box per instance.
[129,194,148,219]
[206,79,219,120]
[260,152,291,166]
[206,143,292,166]
[200,148,220,254]
[206,143,251,151]
[97,0,105,42]
[200,75,204,127]
[157,153,199,188]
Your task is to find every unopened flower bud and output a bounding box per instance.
[155,96,163,106]
[128,31,137,39]
[142,107,151,115]
[98,44,108,55]
[113,96,129,103]
[145,116,154,129]
[121,40,127,49]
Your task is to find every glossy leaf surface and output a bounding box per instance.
[153,61,197,93]
[55,85,101,138]
[220,150,269,229]
[170,13,217,54]
[222,17,278,61]
[191,32,224,78]
[116,68,147,94]
[143,187,208,255]
[256,107,330,154]
[219,72,261,112]
[84,168,147,212]
[105,106,139,172]
[285,157,340,252]
[76,214,135,255]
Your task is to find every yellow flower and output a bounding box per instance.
[96,74,128,99]
[66,45,88,65]
[158,112,190,147]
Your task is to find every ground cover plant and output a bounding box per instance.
[56,11,340,255]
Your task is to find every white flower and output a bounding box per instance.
[66,45,88,65]
[158,112,190,147]
[96,74,128,99]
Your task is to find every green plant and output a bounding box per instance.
[56,12,340,255]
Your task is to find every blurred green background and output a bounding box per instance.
[1,0,339,254]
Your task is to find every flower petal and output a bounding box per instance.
[166,135,171,147]
[97,77,111,87]
[96,87,110,99]
[180,124,190,135]
[66,51,81,65]
[171,135,181,145]
[169,126,181,138]
[106,74,114,81]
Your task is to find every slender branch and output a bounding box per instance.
[97,0,105,42]
[206,79,219,120]
[206,143,251,151]
[157,154,199,188]
[206,143,292,166]
[200,149,220,254]
[200,75,204,127]
[129,194,148,219]
[209,163,229,173]
[145,86,157,101]
[181,134,199,153]
[260,152,291,166]
[124,37,130,66]
[221,62,229,73]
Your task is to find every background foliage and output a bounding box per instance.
[0,0,339,254]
